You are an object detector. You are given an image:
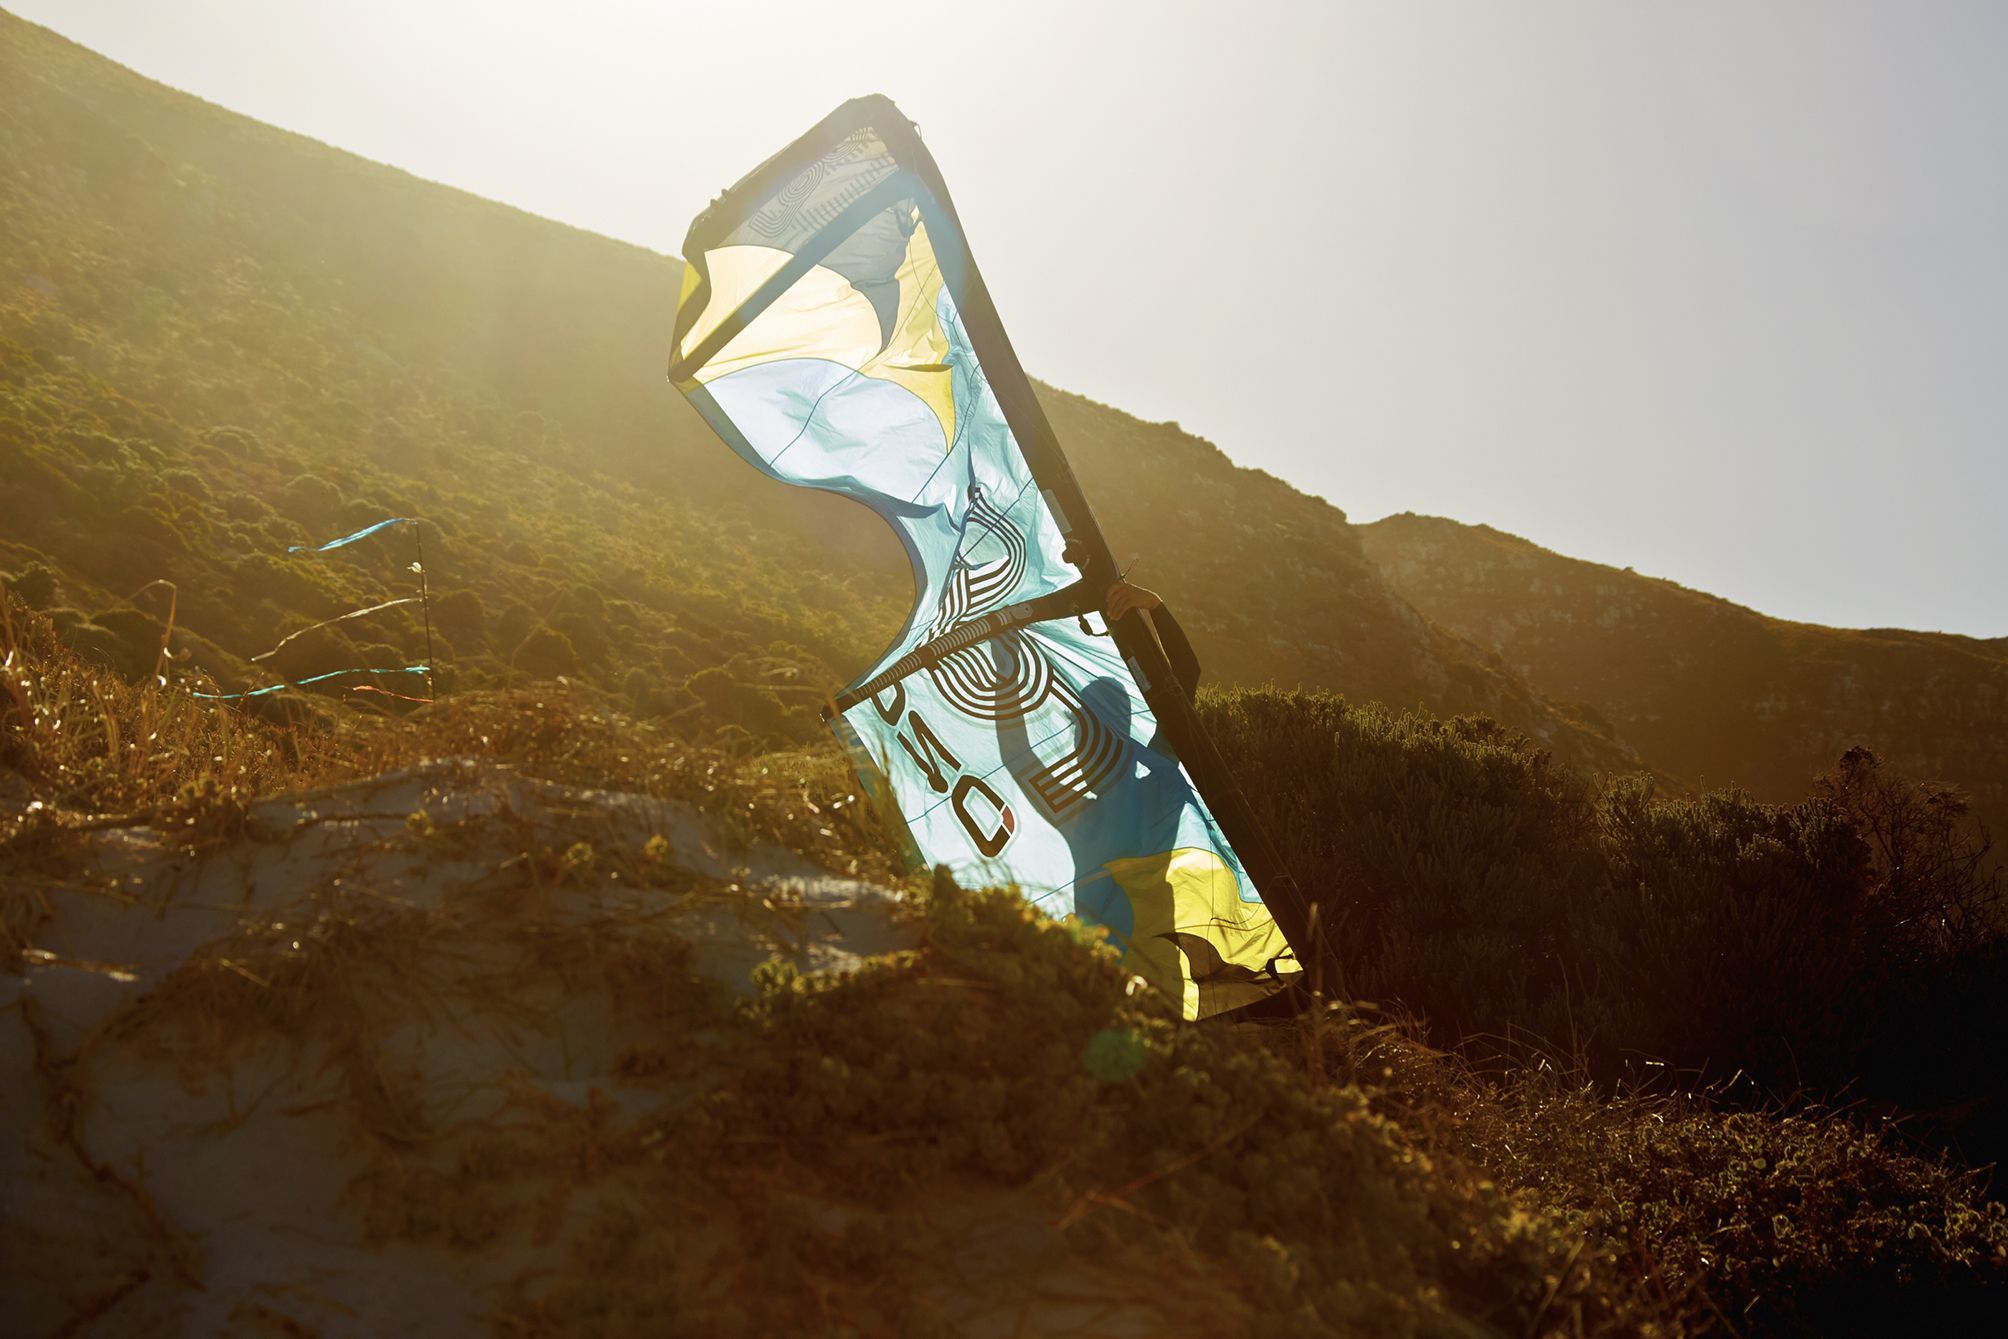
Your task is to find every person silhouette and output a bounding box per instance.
[977,579,1292,1015]
[984,610,1190,968]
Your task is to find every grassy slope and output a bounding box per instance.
[0,10,900,734]
[0,9,1640,777]
[1361,513,2008,837]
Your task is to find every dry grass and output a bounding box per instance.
[2,588,908,885]
[405,686,913,880]
[0,584,394,822]
[1251,1000,2008,1335]
[0,587,915,993]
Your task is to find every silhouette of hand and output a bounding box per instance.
[1104,580,1163,621]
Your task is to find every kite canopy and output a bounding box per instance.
[671,97,1310,1018]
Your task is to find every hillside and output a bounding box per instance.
[8,12,2008,1327]
[0,9,1639,777]
[6,601,2005,1335]
[1360,513,2008,837]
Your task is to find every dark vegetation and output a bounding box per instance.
[4,8,2007,1332]
[1205,692,2008,1165]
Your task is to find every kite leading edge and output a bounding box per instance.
[669,97,1314,1019]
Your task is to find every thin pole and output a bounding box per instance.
[414,522,437,704]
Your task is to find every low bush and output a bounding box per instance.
[1474,1077,2008,1336]
[1202,690,2008,1157]
[512,624,580,676]
[432,587,485,642]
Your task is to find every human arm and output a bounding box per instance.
[1104,580,1201,696]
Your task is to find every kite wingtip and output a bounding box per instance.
[838,92,912,127]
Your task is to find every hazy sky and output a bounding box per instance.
[18,1,2007,635]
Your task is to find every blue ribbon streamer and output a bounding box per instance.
[192,664,431,701]
[288,517,416,554]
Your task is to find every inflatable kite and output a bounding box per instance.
[670,97,1311,1018]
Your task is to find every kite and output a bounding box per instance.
[669,97,1312,1018]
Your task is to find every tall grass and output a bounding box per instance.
[0,586,907,884]
[0,580,389,819]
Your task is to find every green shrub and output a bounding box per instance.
[684,665,800,743]
[1819,746,2004,960]
[433,588,486,641]
[5,562,59,607]
[621,666,653,711]
[58,426,122,461]
[1591,780,1875,1078]
[161,466,211,500]
[549,608,609,665]
[202,424,264,457]
[231,552,336,613]
[222,490,275,524]
[352,641,410,673]
[494,601,534,651]
[91,605,167,680]
[56,620,138,678]
[555,582,605,619]
[1200,690,1599,1035]
[261,623,351,683]
[279,472,341,525]
[513,624,580,676]
[688,873,1650,1336]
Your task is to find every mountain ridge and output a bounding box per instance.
[1360,510,2008,836]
